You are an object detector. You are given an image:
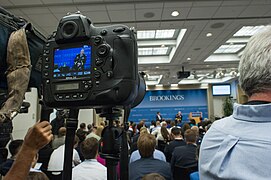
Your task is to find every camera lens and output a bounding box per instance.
[97,44,110,57]
[61,21,79,39]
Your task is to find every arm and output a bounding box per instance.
[4,121,52,180]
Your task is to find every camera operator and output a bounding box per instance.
[3,121,53,180]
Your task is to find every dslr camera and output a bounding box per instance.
[41,13,145,108]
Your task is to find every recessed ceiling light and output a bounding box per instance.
[171,11,179,17]
[187,57,191,61]
[156,66,160,69]
[161,44,165,47]
[206,33,213,37]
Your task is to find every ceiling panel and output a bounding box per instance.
[239,5,271,17]
[164,2,193,8]
[21,7,51,14]
[135,8,163,21]
[27,14,59,27]
[81,11,110,23]
[135,2,164,9]
[192,1,222,7]
[106,4,134,11]
[41,0,73,4]
[77,5,106,12]
[0,0,13,6]
[214,6,246,18]
[108,10,135,22]
[221,0,251,6]
[188,7,219,18]
[49,6,78,13]
[9,0,42,6]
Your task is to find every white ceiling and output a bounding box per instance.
[1,0,271,85]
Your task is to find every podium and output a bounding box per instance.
[189,112,202,124]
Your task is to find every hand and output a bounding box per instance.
[23,121,53,151]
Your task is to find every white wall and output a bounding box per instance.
[12,88,39,139]
[213,96,225,118]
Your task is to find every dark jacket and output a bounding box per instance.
[164,139,186,162]
[129,157,172,180]
[171,144,198,169]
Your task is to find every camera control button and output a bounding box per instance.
[100,29,107,36]
[94,36,102,45]
[95,59,104,66]
[113,27,126,33]
[72,94,78,99]
[44,71,49,76]
[44,64,49,69]
[65,95,71,99]
[57,94,64,99]
[79,94,84,98]
[97,44,110,57]
[106,71,113,78]
[45,57,49,62]
[84,84,90,90]
[94,71,101,79]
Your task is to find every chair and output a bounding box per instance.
[173,166,198,180]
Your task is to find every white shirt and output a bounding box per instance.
[47,145,81,174]
[72,159,107,180]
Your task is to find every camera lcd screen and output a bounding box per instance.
[56,83,79,91]
[53,45,91,79]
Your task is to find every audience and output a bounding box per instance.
[142,173,166,180]
[47,135,81,175]
[129,133,172,180]
[72,137,107,180]
[76,123,88,142]
[0,139,23,176]
[171,129,198,170]
[4,121,53,180]
[164,127,186,162]
[86,126,100,141]
[51,109,66,136]
[51,127,66,149]
[199,26,271,179]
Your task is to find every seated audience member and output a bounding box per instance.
[150,121,161,135]
[4,121,53,180]
[72,137,107,180]
[130,131,166,163]
[171,129,198,170]
[191,126,202,145]
[164,127,186,162]
[86,126,100,141]
[129,133,172,180]
[47,136,81,174]
[0,140,23,176]
[52,127,66,149]
[87,124,92,134]
[156,126,170,152]
[27,172,49,180]
[142,173,166,180]
[76,123,88,142]
[199,27,271,180]
[130,126,148,153]
[149,120,156,133]
[189,119,196,127]
[181,123,190,137]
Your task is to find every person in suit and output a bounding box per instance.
[156,112,162,122]
[171,129,197,170]
[129,133,172,180]
[164,127,186,162]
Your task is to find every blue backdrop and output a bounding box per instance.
[129,89,208,126]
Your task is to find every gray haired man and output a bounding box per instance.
[199,27,271,180]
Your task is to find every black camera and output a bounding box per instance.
[41,13,145,108]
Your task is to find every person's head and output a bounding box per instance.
[80,49,84,55]
[157,112,160,115]
[171,127,182,138]
[191,126,199,136]
[87,124,92,131]
[151,120,156,127]
[161,121,167,127]
[9,139,24,157]
[80,137,98,159]
[155,121,161,127]
[137,121,145,132]
[96,125,104,137]
[137,133,156,158]
[160,126,169,140]
[189,119,196,126]
[140,126,148,134]
[80,123,86,130]
[27,172,49,180]
[55,109,66,120]
[239,27,271,98]
[58,127,66,137]
[184,129,197,144]
[142,173,165,180]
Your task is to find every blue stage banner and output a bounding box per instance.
[129,89,208,126]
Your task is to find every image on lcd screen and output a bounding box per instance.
[53,45,91,78]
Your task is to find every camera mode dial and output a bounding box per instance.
[97,44,110,57]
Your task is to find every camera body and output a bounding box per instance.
[42,13,145,108]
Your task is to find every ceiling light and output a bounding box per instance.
[138,48,152,55]
[155,66,160,69]
[155,29,175,39]
[214,44,246,54]
[153,47,168,55]
[233,25,268,37]
[161,44,165,47]
[187,57,191,61]
[171,11,179,17]
[206,33,213,37]
[137,30,155,39]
